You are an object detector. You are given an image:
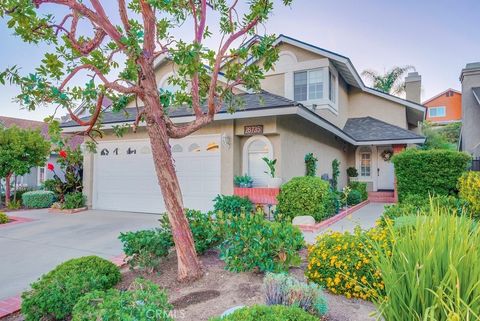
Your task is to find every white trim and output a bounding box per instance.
[355,138,425,145]
[355,145,378,191]
[37,165,47,186]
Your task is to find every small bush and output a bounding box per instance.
[21,256,121,321]
[72,278,173,321]
[277,176,336,222]
[0,212,9,224]
[392,149,471,201]
[161,209,223,254]
[209,305,319,321]
[264,273,328,317]
[305,153,318,177]
[119,229,173,272]
[219,212,304,273]
[213,194,254,215]
[348,181,368,201]
[22,191,55,208]
[347,167,358,178]
[380,194,470,227]
[371,204,480,320]
[63,192,86,209]
[306,226,390,301]
[458,171,480,217]
[346,189,363,206]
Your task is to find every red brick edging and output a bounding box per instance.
[296,200,370,232]
[0,254,127,319]
[0,216,34,229]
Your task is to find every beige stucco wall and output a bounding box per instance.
[348,88,408,129]
[260,73,285,97]
[276,115,351,189]
[277,43,327,62]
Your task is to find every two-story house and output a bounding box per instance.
[61,35,425,214]
[423,89,462,124]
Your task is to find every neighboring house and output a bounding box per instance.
[460,62,480,157]
[61,35,426,214]
[423,88,462,124]
[0,116,83,188]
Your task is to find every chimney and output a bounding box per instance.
[460,62,480,156]
[404,72,422,103]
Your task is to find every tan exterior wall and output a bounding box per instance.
[276,115,350,189]
[277,43,327,62]
[260,73,285,97]
[348,88,408,129]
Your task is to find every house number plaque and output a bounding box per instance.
[244,125,264,135]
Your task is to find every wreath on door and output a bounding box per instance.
[381,149,394,162]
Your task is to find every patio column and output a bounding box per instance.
[392,144,406,202]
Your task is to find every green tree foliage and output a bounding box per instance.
[0,0,294,280]
[0,126,50,205]
[392,149,471,201]
[361,65,415,95]
[420,121,457,150]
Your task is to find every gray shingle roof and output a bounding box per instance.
[61,91,299,127]
[343,117,424,142]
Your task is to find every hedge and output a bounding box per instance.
[22,191,55,208]
[392,149,471,201]
[209,305,319,321]
[458,171,480,217]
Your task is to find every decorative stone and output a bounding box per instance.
[221,305,245,317]
[292,215,315,226]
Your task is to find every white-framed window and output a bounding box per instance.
[428,106,446,118]
[360,152,371,177]
[293,67,338,111]
[37,166,46,185]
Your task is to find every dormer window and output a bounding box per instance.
[293,66,338,112]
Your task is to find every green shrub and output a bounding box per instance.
[304,153,318,177]
[161,209,223,254]
[209,305,319,321]
[14,186,34,204]
[119,228,173,272]
[0,212,9,224]
[392,149,471,201]
[331,159,340,190]
[72,278,173,321]
[380,194,470,227]
[22,191,55,208]
[21,256,121,321]
[277,176,336,222]
[346,167,358,178]
[63,192,86,209]
[234,174,253,187]
[306,226,390,301]
[371,204,480,320]
[346,189,363,206]
[348,181,368,201]
[458,171,480,217]
[264,273,328,317]
[219,212,304,273]
[213,194,254,215]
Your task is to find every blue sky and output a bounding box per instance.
[1,0,479,120]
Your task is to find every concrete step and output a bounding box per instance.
[368,191,396,203]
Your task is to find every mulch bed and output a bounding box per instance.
[2,250,376,321]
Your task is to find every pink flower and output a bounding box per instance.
[47,163,54,171]
[59,150,67,158]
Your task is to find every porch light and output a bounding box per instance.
[221,133,231,149]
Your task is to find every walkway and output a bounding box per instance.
[303,202,388,244]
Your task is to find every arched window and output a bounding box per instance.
[242,135,273,187]
[158,72,181,94]
[171,144,183,153]
[359,147,372,177]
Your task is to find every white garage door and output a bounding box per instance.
[93,135,221,213]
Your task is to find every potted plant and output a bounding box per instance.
[262,157,282,188]
[234,174,253,188]
[346,167,358,182]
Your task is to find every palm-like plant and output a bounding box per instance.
[361,65,415,95]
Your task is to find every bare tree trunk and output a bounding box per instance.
[146,117,204,281]
[5,173,12,207]
[13,175,17,204]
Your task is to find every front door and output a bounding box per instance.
[377,147,395,190]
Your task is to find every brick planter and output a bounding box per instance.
[48,207,88,214]
[233,187,280,205]
[0,216,34,229]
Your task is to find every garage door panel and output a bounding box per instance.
[93,136,220,214]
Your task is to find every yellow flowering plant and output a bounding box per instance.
[305,226,391,301]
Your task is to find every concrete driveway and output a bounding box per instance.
[0,209,160,300]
